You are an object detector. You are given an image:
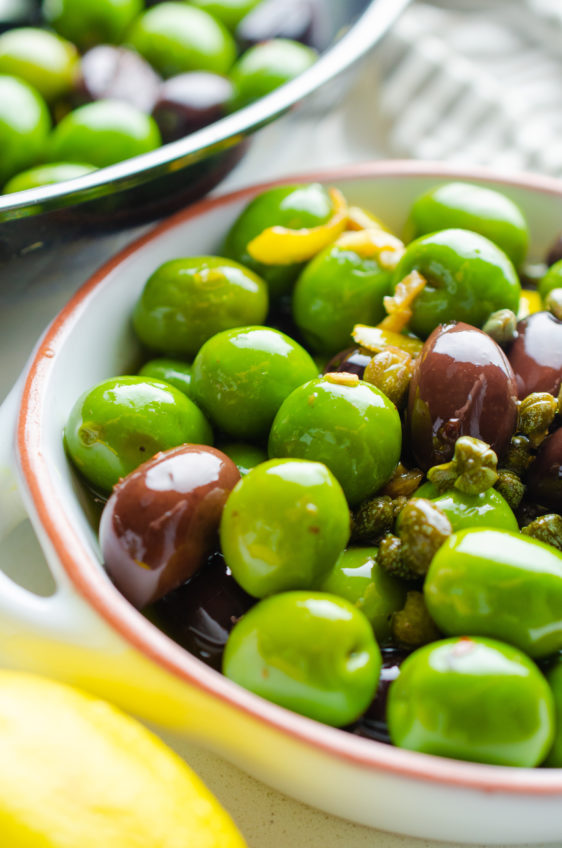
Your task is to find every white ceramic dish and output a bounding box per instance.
[1,162,562,845]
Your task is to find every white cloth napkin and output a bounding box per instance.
[229,0,562,183]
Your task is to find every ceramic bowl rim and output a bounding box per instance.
[17,159,562,794]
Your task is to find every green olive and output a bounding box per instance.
[539,259,562,301]
[229,38,317,111]
[0,74,50,186]
[127,3,236,78]
[392,228,521,338]
[387,636,555,767]
[415,481,518,533]
[223,590,381,726]
[42,0,143,52]
[424,528,562,659]
[190,325,318,439]
[269,375,402,505]
[292,245,392,356]
[545,657,562,766]
[132,256,268,358]
[220,458,350,597]
[318,547,407,643]
[64,376,213,492]
[405,182,529,268]
[218,442,267,475]
[0,28,79,102]
[137,358,192,397]
[189,0,261,29]
[48,100,161,168]
[3,162,96,194]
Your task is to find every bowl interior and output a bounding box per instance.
[17,162,562,780]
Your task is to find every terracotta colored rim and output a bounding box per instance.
[17,161,562,794]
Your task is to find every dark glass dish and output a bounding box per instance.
[0,0,410,264]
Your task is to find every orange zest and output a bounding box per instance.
[379,270,427,333]
[335,228,405,271]
[352,324,423,358]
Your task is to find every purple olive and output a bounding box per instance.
[151,72,233,143]
[76,45,162,112]
[407,322,519,470]
[236,0,318,51]
[347,646,410,743]
[100,444,240,609]
[526,428,562,513]
[151,552,255,670]
[508,312,562,399]
[323,347,371,379]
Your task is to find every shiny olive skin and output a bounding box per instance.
[218,441,267,475]
[151,71,233,143]
[190,0,261,29]
[191,325,318,439]
[223,590,381,726]
[3,162,95,193]
[133,257,268,358]
[223,183,334,298]
[415,482,518,533]
[393,228,521,338]
[545,657,562,766]
[220,458,350,597]
[526,428,562,512]
[425,528,562,659]
[292,245,391,356]
[76,46,162,113]
[405,182,529,268]
[127,3,236,78]
[269,376,402,506]
[319,547,407,643]
[229,38,317,111]
[407,322,519,470]
[100,444,240,609]
[508,311,562,399]
[387,637,555,767]
[48,99,161,168]
[0,74,50,186]
[64,376,213,492]
[138,358,192,397]
[42,0,142,52]
[538,259,562,300]
[0,27,78,102]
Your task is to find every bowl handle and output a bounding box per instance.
[0,383,109,654]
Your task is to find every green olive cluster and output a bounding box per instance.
[65,180,562,768]
[0,0,317,193]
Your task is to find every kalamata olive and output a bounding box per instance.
[236,0,317,51]
[507,311,562,399]
[150,552,255,670]
[407,322,518,470]
[323,347,371,379]
[151,72,233,143]
[99,444,240,609]
[347,646,410,744]
[546,233,562,267]
[76,45,162,112]
[526,428,562,513]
